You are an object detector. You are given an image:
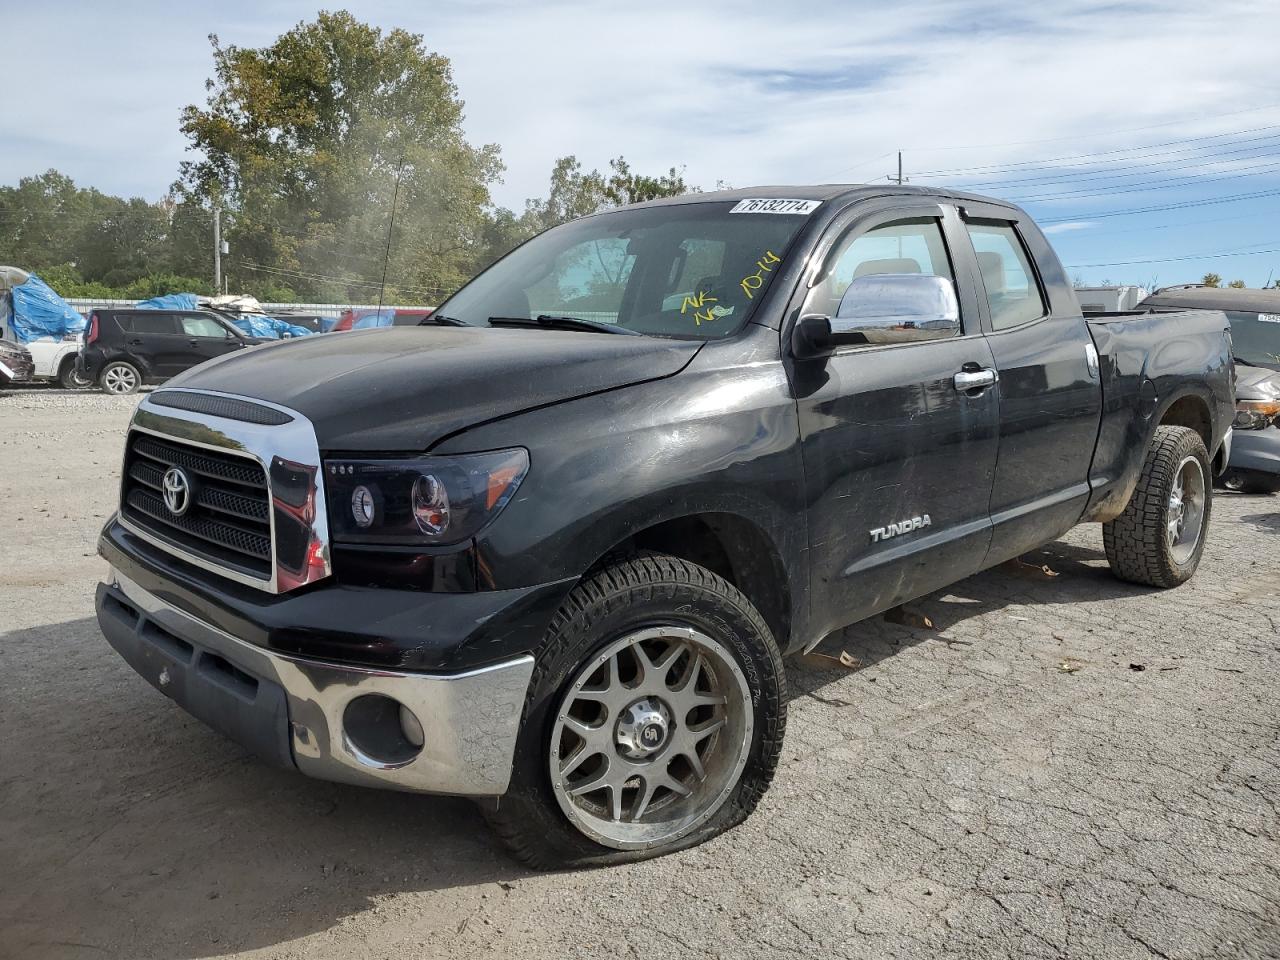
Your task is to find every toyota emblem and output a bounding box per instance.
[162,466,193,516]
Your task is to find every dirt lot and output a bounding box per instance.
[2,387,1278,960]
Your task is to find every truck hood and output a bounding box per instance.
[1234,364,1280,401]
[168,326,702,450]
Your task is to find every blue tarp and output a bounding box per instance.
[135,293,201,311]
[232,315,313,339]
[352,308,395,330]
[9,275,86,343]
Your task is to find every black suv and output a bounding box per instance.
[78,309,263,394]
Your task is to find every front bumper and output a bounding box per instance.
[97,568,535,795]
[1230,425,1280,476]
[0,356,35,383]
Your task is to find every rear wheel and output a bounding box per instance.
[1103,426,1212,587]
[58,357,91,390]
[486,554,785,869]
[100,361,140,395]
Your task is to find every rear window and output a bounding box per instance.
[121,313,179,335]
[1226,311,1280,370]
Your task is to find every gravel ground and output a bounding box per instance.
[2,388,1278,960]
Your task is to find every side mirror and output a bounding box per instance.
[793,273,960,359]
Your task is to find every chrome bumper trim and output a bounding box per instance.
[108,568,534,796]
[122,388,333,594]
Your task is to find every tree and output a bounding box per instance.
[1227,279,1246,288]
[520,155,694,235]
[176,12,504,301]
[1202,273,1221,287]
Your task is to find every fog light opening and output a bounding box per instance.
[342,694,423,768]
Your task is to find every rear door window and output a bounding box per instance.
[964,222,1048,330]
[124,313,180,335]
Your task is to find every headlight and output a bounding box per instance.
[1233,399,1280,430]
[324,449,528,544]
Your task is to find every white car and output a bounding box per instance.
[0,323,87,388]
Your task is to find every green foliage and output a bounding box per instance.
[38,262,213,300]
[1,13,697,305]
[176,11,504,302]
[1201,273,1221,287]
[1226,279,1246,289]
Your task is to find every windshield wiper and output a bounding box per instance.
[487,314,642,336]
[420,314,469,327]
[1234,356,1257,367]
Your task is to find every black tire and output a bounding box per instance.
[58,357,90,390]
[485,554,786,870]
[1103,425,1212,588]
[99,361,141,395]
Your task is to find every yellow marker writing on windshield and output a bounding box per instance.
[740,250,781,300]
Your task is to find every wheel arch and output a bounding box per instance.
[586,511,794,654]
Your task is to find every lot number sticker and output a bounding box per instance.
[729,198,822,215]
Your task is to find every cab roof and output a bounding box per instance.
[623,183,1017,212]
[1141,286,1280,313]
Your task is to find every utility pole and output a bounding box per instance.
[887,151,908,185]
[213,205,222,293]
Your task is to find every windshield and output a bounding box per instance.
[1227,311,1280,370]
[435,201,816,338]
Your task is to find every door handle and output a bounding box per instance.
[954,368,998,391]
[189,338,200,346]
[128,338,144,346]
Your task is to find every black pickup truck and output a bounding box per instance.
[94,185,1234,868]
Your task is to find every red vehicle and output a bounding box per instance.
[331,307,435,332]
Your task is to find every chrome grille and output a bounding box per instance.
[121,430,273,579]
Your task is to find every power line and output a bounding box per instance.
[948,134,1280,190]
[913,122,1280,178]
[1038,187,1280,223]
[1066,245,1280,269]
[237,259,445,298]
[1008,157,1280,204]
[903,101,1280,155]
[1049,208,1280,240]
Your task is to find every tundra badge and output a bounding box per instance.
[870,514,932,543]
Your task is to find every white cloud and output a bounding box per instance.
[2,0,1276,217]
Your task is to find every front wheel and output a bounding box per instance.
[1103,425,1212,588]
[486,554,786,869]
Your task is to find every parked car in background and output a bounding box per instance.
[0,338,35,388]
[1,266,91,388]
[1139,286,1280,494]
[78,308,265,395]
[331,306,434,331]
[1074,284,1147,312]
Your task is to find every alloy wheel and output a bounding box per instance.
[103,366,138,394]
[548,625,752,851]
[1167,454,1206,564]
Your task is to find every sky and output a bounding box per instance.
[2,0,1277,288]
